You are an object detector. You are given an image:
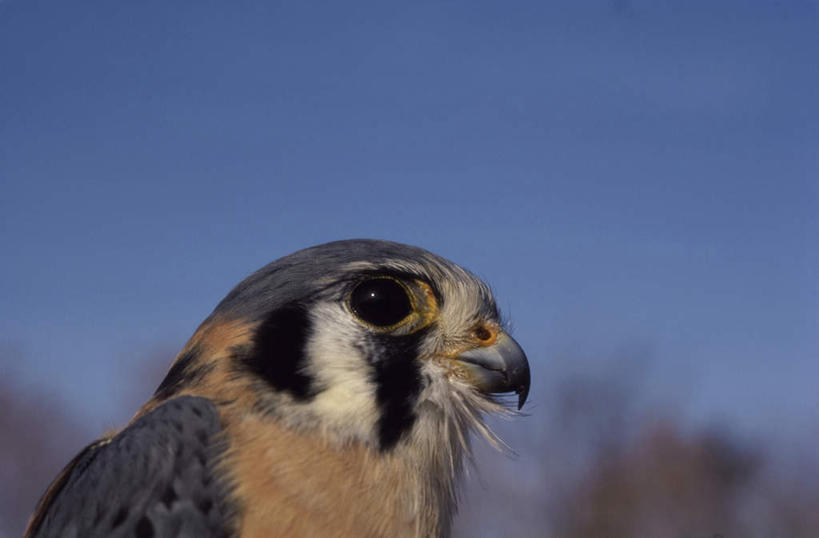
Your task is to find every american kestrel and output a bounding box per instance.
[26,239,530,538]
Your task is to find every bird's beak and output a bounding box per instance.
[455,332,531,410]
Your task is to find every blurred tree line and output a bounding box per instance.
[456,366,819,537]
[2,348,818,538]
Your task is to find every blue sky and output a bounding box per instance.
[1,0,817,445]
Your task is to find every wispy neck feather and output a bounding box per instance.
[398,385,511,538]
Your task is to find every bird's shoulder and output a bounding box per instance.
[25,395,235,538]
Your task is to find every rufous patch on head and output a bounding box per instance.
[189,317,256,358]
[134,317,258,419]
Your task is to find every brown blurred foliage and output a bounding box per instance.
[0,380,90,538]
[0,346,172,538]
[555,421,760,537]
[456,362,819,538]
[553,419,819,538]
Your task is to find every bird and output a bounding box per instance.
[25,239,530,538]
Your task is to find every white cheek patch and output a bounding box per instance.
[304,303,380,441]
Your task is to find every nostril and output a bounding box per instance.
[474,326,493,343]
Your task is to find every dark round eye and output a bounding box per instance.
[350,278,413,327]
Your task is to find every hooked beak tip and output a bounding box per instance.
[517,384,529,410]
[455,332,531,410]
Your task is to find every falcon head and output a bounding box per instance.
[152,240,529,454]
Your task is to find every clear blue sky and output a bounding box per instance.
[1,0,817,443]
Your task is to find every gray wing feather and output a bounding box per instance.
[29,396,235,538]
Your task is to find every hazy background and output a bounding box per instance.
[1,1,817,536]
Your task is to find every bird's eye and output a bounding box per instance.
[350,278,413,328]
